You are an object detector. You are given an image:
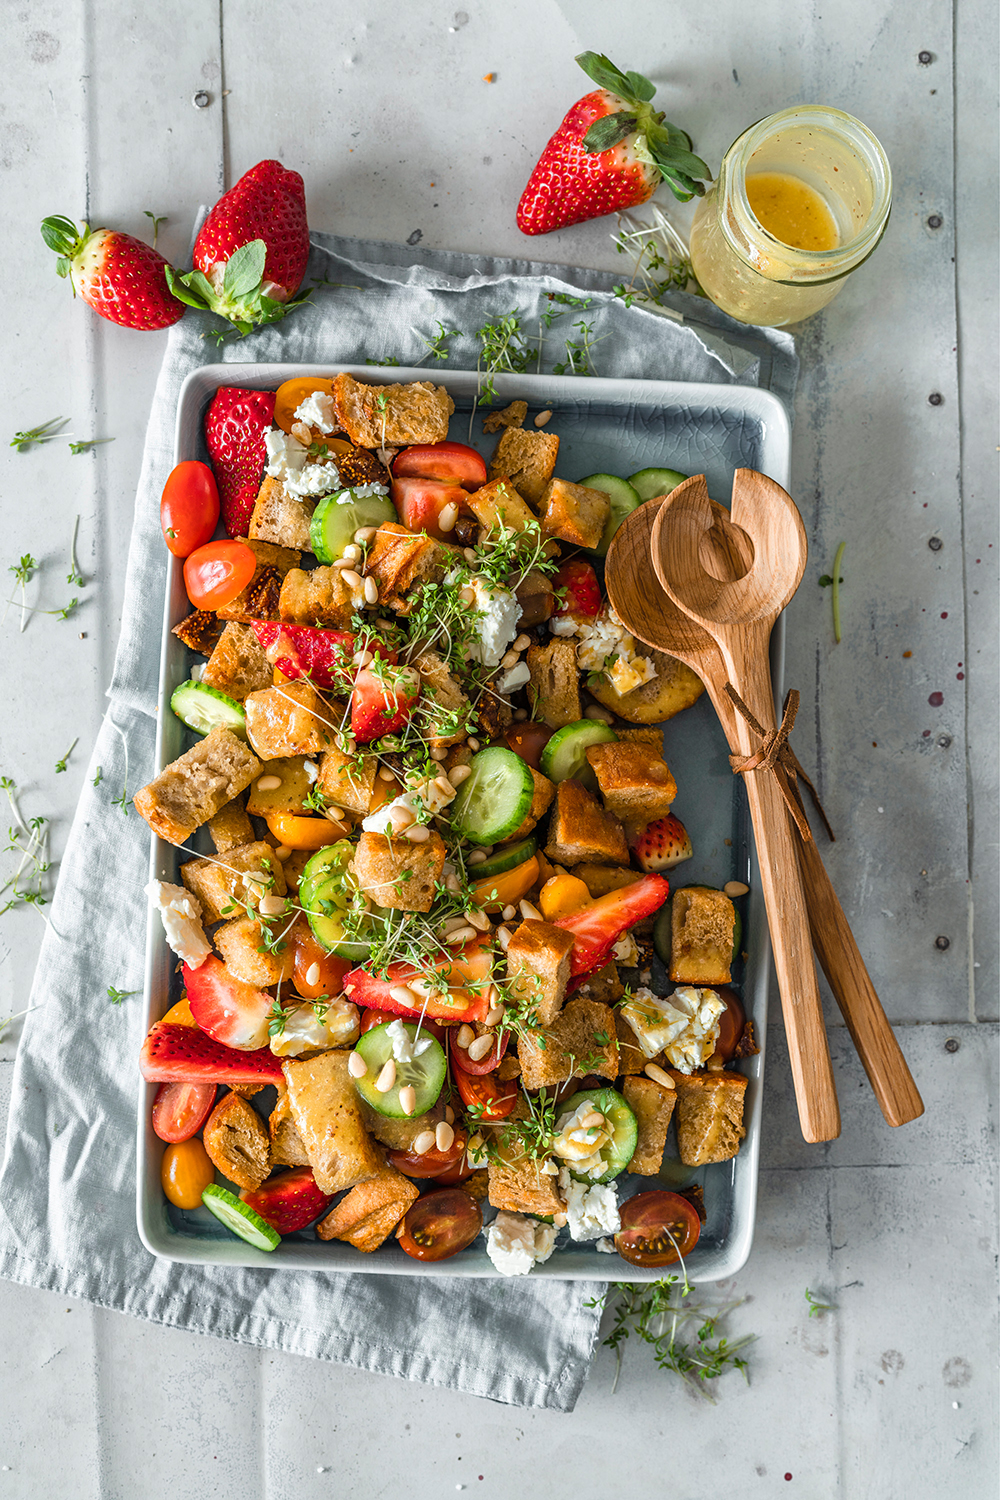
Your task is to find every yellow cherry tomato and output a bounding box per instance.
[273,377,354,453]
[161,1138,215,1209]
[539,872,592,921]
[369,773,402,813]
[471,855,540,911]
[161,997,197,1027]
[265,810,351,849]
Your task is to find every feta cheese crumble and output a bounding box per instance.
[552,1101,613,1180]
[449,573,520,668]
[486,1211,557,1276]
[563,607,657,695]
[145,880,211,970]
[269,998,360,1057]
[558,1168,620,1241]
[265,426,344,499]
[619,985,725,1073]
[384,1017,434,1066]
[360,774,456,834]
[293,391,337,434]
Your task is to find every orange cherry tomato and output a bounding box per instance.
[397,1188,482,1261]
[161,1138,215,1209]
[388,1130,467,1179]
[152,1081,217,1142]
[160,460,220,557]
[470,855,539,911]
[290,925,352,999]
[453,1068,518,1120]
[614,1191,702,1267]
[538,871,591,921]
[161,997,197,1027]
[265,810,351,849]
[183,539,256,609]
[273,377,353,453]
[714,987,747,1061]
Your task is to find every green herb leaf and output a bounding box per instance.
[69,437,113,455]
[10,418,69,453]
[107,986,139,1006]
[223,239,267,300]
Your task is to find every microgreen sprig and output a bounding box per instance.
[107,986,139,1006]
[68,437,113,456]
[8,554,38,634]
[590,1277,755,1398]
[54,739,78,774]
[9,418,69,453]
[819,541,846,644]
[805,1287,837,1318]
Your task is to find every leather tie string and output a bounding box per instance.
[725,684,836,846]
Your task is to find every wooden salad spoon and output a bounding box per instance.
[606,487,923,1128]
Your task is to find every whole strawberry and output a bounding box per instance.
[517,52,711,236]
[204,386,276,535]
[169,160,310,335]
[40,216,186,329]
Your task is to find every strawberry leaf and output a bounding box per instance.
[223,239,267,300]
[165,266,211,311]
[40,215,81,255]
[576,51,634,100]
[582,111,639,154]
[625,70,656,102]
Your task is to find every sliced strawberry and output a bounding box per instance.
[552,559,602,623]
[350,664,421,744]
[204,386,275,535]
[629,812,693,873]
[345,940,492,1024]
[40,217,185,330]
[240,1167,334,1234]
[391,476,471,542]
[554,873,669,975]
[249,622,395,691]
[184,956,273,1051]
[140,1023,284,1085]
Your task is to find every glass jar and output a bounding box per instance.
[689,106,892,327]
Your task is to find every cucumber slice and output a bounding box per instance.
[170,680,246,737]
[628,466,689,502]
[467,837,537,881]
[557,1087,638,1183]
[653,887,744,967]
[578,473,642,557]
[353,1021,447,1118]
[201,1184,280,1251]
[539,719,617,790]
[310,489,398,564]
[450,746,535,846]
[298,839,375,959]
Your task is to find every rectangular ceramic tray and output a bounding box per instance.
[137,363,791,1279]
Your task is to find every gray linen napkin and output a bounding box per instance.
[0,229,796,1410]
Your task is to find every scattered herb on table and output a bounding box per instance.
[54,739,78,774]
[8,554,38,634]
[68,437,114,456]
[552,318,604,377]
[805,1287,837,1318]
[67,517,84,588]
[0,776,52,923]
[611,206,698,309]
[107,986,139,1006]
[143,210,167,249]
[471,313,537,435]
[9,417,69,453]
[92,766,103,787]
[819,540,847,643]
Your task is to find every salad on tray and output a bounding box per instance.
[137,372,757,1274]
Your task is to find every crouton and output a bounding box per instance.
[544,780,629,866]
[215,539,301,622]
[508,766,555,841]
[244,680,335,760]
[615,1010,660,1075]
[358,1098,444,1151]
[487,426,559,506]
[497,1054,522,1081]
[332,373,454,448]
[202,1091,271,1191]
[576,961,624,1005]
[505,919,574,1027]
[586,740,678,822]
[414,652,473,746]
[202,622,273,703]
[245,755,318,816]
[317,746,377,816]
[269,1085,311,1166]
[281,1050,383,1194]
[249,475,317,551]
[172,609,224,655]
[363,523,462,611]
[351,830,446,912]
[670,1069,747,1166]
[574,864,643,899]
[588,646,704,724]
[487,1147,565,1217]
[208,796,255,854]
[466,477,539,536]
[526,638,581,728]
[669,888,735,985]
[614,726,664,745]
[316,1161,420,1251]
[278,565,356,628]
[623,1076,676,1175]
[180,840,286,924]
[475,679,513,741]
[538,477,610,550]
[460,1169,490,1203]
[134,727,262,847]
[214,915,295,987]
[517,998,619,1090]
[482,400,528,434]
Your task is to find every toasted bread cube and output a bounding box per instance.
[586,741,678,823]
[316,1161,420,1251]
[134,727,262,847]
[671,1069,747,1165]
[466,477,539,536]
[497,1054,522,1082]
[278,565,356,628]
[415,652,473,746]
[351,830,446,912]
[588,646,704,725]
[202,1091,271,1191]
[575,961,624,1005]
[282,1050,383,1194]
[505,919,574,1027]
[172,609,224,655]
[333,373,454,447]
[487,427,559,506]
[202,621,273,703]
[245,755,317,816]
[208,796,255,854]
[244,680,335,760]
[525,638,581,729]
[670,888,735,985]
[487,1149,565,1217]
[574,865,642,899]
[214,915,295,987]
[249,475,317,551]
[364,523,461,611]
[180,840,285,924]
[538,478,610,550]
[215,538,301,622]
[622,1076,676,1175]
[508,767,556,842]
[615,1010,660,1075]
[517,998,619,1090]
[268,1085,311,1166]
[358,1098,444,1151]
[482,400,528,433]
[317,746,377,816]
[544,779,629,867]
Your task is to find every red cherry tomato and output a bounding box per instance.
[614,1190,702,1267]
[503,721,553,770]
[453,1068,518,1120]
[160,460,220,558]
[714,987,746,1061]
[431,1155,473,1186]
[183,539,256,609]
[392,441,487,490]
[391,476,471,542]
[151,1080,217,1143]
[397,1188,483,1261]
[360,1007,445,1046]
[388,1129,467,1179]
[450,1026,509,1077]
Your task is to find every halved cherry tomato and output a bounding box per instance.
[161,1138,215,1209]
[160,460,220,558]
[397,1188,483,1261]
[392,441,487,490]
[183,539,256,610]
[538,871,591,921]
[470,855,539,911]
[453,1068,518,1120]
[151,1080,217,1142]
[391,476,470,542]
[614,1190,702,1267]
[360,1006,445,1046]
[431,1155,473,1186]
[503,721,553,770]
[265,810,351,850]
[714,986,747,1062]
[450,1027,509,1077]
[388,1129,467,1179]
[291,925,352,999]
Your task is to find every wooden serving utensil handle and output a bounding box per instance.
[795,837,924,1126]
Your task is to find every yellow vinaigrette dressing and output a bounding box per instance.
[745,172,839,253]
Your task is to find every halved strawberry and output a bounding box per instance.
[552,559,602,623]
[629,812,693,873]
[250,622,395,692]
[140,1023,284,1085]
[554,873,669,975]
[184,956,273,1051]
[345,940,492,1024]
[350,664,421,744]
[240,1167,334,1234]
[204,385,276,535]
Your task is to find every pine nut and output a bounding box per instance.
[376,617,394,630]
[466,907,490,931]
[405,824,430,842]
[444,1105,455,1125]
[724,880,750,898]
[500,649,520,670]
[364,576,379,605]
[341,569,363,590]
[274,844,292,860]
[485,1003,505,1026]
[446,926,477,946]
[433,775,454,797]
[256,775,282,791]
[305,962,321,987]
[378,765,396,781]
[435,1120,455,1152]
[467,737,480,751]
[375,1058,396,1092]
[445,873,461,893]
[584,705,615,724]
[352,649,373,667]
[644,1062,675,1089]
[460,586,477,608]
[413,1130,436,1155]
[513,708,528,721]
[449,764,472,784]
[398,1084,417,1116]
[258,893,288,917]
[534,409,552,427]
[390,983,418,1006]
[347,1051,367,1078]
[513,634,532,653]
[291,420,312,444]
[438,502,459,532]
[467,849,488,865]
[456,1024,475,1049]
[553,1211,568,1227]
[463,548,477,564]
[501,904,516,921]
[519,899,542,921]
[342,544,360,562]
[332,557,353,570]
[430,746,448,761]
[579,1110,605,1130]
[467,1033,494,1062]
[389,806,415,833]
[354,526,377,544]
[442,914,470,934]
[497,925,512,951]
